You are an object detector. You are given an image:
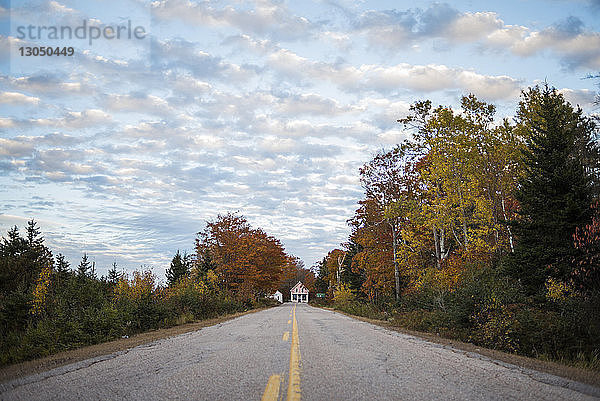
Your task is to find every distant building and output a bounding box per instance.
[271,290,283,303]
[290,281,309,303]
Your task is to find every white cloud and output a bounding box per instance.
[6,109,113,129]
[0,138,34,157]
[275,93,357,116]
[2,75,88,96]
[268,48,521,99]
[446,12,504,42]
[48,1,75,14]
[0,118,16,128]
[104,94,172,116]
[483,16,600,69]
[377,129,409,145]
[259,137,297,153]
[351,5,600,70]
[559,88,597,108]
[0,91,40,105]
[151,0,314,40]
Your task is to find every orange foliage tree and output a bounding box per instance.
[348,199,395,302]
[571,201,600,296]
[195,212,287,300]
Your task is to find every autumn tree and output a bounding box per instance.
[357,146,411,301]
[195,213,287,299]
[322,248,347,293]
[505,86,597,295]
[340,240,365,296]
[399,95,521,263]
[348,199,396,302]
[345,94,523,303]
[571,201,600,296]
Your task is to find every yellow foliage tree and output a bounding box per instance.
[113,270,157,302]
[31,266,52,317]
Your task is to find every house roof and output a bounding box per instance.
[291,281,308,293]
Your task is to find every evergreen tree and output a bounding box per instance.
[77,253,93,278]
[314,257,329,295]
[26,219,43,248]
[0,222,53,332]
[55,253,70,274]
[53,253,71,287]
[0,226,27,295]
[197,247,216,277]
[166,250,190,286]
[0,221,53,294]
[505,85,597,295]
[107,262,122,285]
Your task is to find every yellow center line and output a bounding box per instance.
[282,331,289,342]
[287,304,301,401]
[261,375,281,401]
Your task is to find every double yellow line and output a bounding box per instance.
[261,304,301,401]
[287,304,301,401]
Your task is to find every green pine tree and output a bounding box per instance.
[77,253,93,278]
[107,262,122,284]
[166,250,190,286]
[55,253,70,274]
[314,257,329,295]
[197,247,216,277]
[505,85,597,295]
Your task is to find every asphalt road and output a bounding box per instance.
[1,303,599,400]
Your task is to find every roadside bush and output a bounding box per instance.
[251,297,280,308]
[335,300,386,320]
[333,284,356,308]
[330,261,600,370]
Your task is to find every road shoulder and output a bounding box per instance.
[320,306,600,389]
[0,307,271,384]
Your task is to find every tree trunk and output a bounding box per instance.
[440,227,446,261]
[458,186,469,248]
[433,226,441,269]
[501,198,514,253]
[391,221,400,302]
[336,252,346,290]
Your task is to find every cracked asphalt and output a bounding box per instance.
[1,303,599,400]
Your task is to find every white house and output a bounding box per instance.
[290,281,309,303]
[271,290,283,303]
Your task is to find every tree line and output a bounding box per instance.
[0,213,312,366]
[316,85,600,368]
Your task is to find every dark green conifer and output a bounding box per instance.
[506,86,597,294]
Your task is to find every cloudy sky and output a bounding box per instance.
[1,0,599,280]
